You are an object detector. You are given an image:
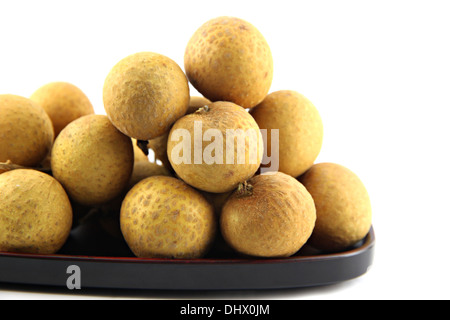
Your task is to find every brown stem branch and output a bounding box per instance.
[137,140,150,156]
[235,181,254,198]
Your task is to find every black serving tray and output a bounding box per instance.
[0,213,375,291]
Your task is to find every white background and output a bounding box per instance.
[1,0,450,300]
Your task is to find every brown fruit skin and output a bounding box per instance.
[202,190,233,217]
[103,52,190,140]
[184,16,273,109]
[51,114,134,206]
[250,90,323,178]
[147,132,171,170]
[30,82,94,138]
[221,172,316,258]
[0,169,72,254]
[299,163,372,253]
[129,161,172,187]
[202,190,235,257]
[0,94,54,167]
[120,176,217,259]
[167,101,263,193]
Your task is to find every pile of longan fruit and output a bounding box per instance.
[0,17,372,259]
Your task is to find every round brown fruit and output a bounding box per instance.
[0,169,72,254]
[299,162,372,252]
[0,94,54,167]
[167,101,263,193]
[51,114,134,206]
[30,82,94,138]
[146,96,212,171]
[98,160,172,241]
[184,16,273,109]
[147,132,171,170]
[220,172,316,258]
[202,190,234,257]
[129,161,172,188]
[120,176,217,259]
[103,52,190,140]
[202,190,233,217]
[250,90,323,177]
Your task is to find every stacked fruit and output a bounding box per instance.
[0,16,372,258]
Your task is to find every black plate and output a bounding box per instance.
[0,215,375,290]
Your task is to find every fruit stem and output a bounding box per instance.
[137,140,149,156]
[195,105,210,113]
[236,181,254,198]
